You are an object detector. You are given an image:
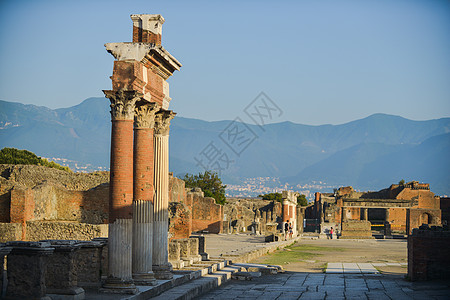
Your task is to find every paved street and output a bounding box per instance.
[197,272,450,300]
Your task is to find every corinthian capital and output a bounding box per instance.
[134,102,160,129]
[104,89,142,121]
[154,110,176,135]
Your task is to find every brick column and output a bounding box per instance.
[102,90,138,293]
[152,110,175,279]
[282,200,289,223]
[132,100,159,285]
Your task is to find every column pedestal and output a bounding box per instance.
[132,200,156,285]
[6,241,54,300]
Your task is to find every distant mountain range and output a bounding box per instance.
[1,98,449,195]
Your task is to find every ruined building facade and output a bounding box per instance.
[311,181,442,236]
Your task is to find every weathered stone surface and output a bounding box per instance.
[340,220,373,239]
[6,241,54,299]
[169,202,191,240]
[408,226,450,281]
[0,223,22,242]
[26,221,107,241]
[43,240,85,298]
[0,164,109,191]
[74,241,105,287]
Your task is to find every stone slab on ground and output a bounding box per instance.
[197,272,450,300]
[326,263,379,274]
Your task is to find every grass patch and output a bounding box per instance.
[258,244,345,266]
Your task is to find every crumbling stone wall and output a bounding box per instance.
[169,173,186,203]
[0,223,22,242]
[25,221,107,241]
[340,220,373,239]
[441,197,450,226]
[1,164,225,242]
[0,165,109,242]
[168,176,224,235]
[408,225,450,281]
[168,202,191,240]
[191,195,223,233]
[406,208,441,234]
[224,198,281,234]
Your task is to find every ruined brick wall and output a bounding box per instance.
[396,186,439,209]
[191,194,223,234]
[406,208,441,234]
[224,198,282,234]
[0,165,109,242]
[387,208,407,232]
[408,226,450,281]
[439,197,450,226]
[168,202,191,240]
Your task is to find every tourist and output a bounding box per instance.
[289,222,293,238]
[330,227,334,239]
[284,221,289,240]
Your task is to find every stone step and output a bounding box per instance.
[150,265,242,300]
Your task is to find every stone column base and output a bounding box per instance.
[47,287,85,300]
[152,263,173,279]
[132,272,157,286]
[169,260,185,269]
[100,277,137,294]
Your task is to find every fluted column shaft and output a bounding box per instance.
[103,90,139,293]
[132,102,158,285]
[152,110,175,279]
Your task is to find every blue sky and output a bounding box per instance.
[0,0,449,125]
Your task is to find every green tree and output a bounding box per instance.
[297,194,308,206]
[0,147,71,172]
[183,171,227,205]
[258,192,283,202]
[399,179,405,185]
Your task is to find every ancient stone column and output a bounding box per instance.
[362,208,368,221]
[102,89,139,293]
[385,208,390,223]
[152,110,176,279]
[132,102,159,285]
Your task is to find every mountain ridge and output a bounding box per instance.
[0,98,449,195]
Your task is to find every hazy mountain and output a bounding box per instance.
[0,98,449,195]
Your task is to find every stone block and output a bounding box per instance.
[0,223,22,243]
[74,240,105,288]
[340,220,373,239]
[0,245,11,296]
[6,241,54,299]
[42,240,85,299]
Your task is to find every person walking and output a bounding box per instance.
[330,227,334,239]
[284,221,289,240]
[289,222,293,239]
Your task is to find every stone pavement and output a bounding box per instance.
[326,263,381,274]
[196,272,450,300]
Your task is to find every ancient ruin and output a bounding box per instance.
[309,181,442,238]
